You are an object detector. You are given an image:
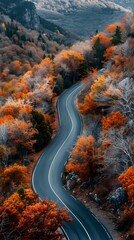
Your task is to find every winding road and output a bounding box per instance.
[32,83,112,240]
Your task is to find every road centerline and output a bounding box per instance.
[48,85,92,240]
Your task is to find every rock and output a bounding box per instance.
[43,101,49,113]
[94,193,100,203]
[80,181,90,189]
[66,172,77,190]
[77,178,81,184]
[126,234,134,240]
[23,158,30,166]
[108,187,127,210]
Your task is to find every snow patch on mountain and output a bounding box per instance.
[111,0,134,9]
[33,0,129,13]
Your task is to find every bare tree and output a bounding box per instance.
[117,77,134,118]
[103,126,134,169]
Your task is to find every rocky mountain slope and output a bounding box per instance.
[0,0,77,44]
[33,0,130,37]
[111,0,134,9]
[33,0,128,13]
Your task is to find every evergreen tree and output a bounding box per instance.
[31,109,53,152]
[54,74,64,95]
[93,37,105,68]
[111,26,122,45]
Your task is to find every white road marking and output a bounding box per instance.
[61,226,70,240]
[48,85,92,240]
[71,195,77,201]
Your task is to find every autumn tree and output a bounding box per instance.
[101,111,128,131]
[0,145,10,168]
[90,75,107,100]
[0,100,32,120]
[78,94,97,115]
[0,206,20,240]
[103,46,117,62]
[7,119,37,159]
[0,192,72,240]
[66,135,103,184]
[9,60,22,76]
[54,50,85,84]
[17,199,72,240]
[2,164,28,193]
[117,78,134,119]
[3,188,38,212]
[0,115,14,125]
[119,167,134,204]
[102,126,134,169]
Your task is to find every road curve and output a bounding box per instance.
[32,83,112,240]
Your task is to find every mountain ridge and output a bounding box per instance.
[34,0,131,37]
[0,0,78,44]
[32,0,129,13]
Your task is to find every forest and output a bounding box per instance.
[0,9,134,240]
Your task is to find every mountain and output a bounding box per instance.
[33,0,128,13]
[33,0,130,37]
[0,14,68,81]
[111,0,134,9]
[0,0,78,44]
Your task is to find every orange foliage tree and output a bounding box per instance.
[103,46,117,62]
[7,119,37,157]
[17,199,72,240]
[0,192,72,240]
[9,60,22,75]
[66,135,103,182]
[3,187,38,212]
[0,101,32,120]
[2,164,28,193]
[91,33,112,48]
[90,75,107,99]
[0,145,10,168]
[119,167,134,204]
[0,206,20,239]
[78,94,97,114]
[0,115,14,125]
[104,23,125,37]
[101,111,128,131]
[54,50,85,83]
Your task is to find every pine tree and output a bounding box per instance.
[31,110,53,151]
[111,26,122,45]
[93,37,105,68]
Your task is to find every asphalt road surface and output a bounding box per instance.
[32,83,112,240]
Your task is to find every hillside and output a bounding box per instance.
[63,12,134,240]
[0,2,133,238]
[33,0,127,12]
[0,14,72,83]
[0,0,77,44]
[34,0,130,37]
